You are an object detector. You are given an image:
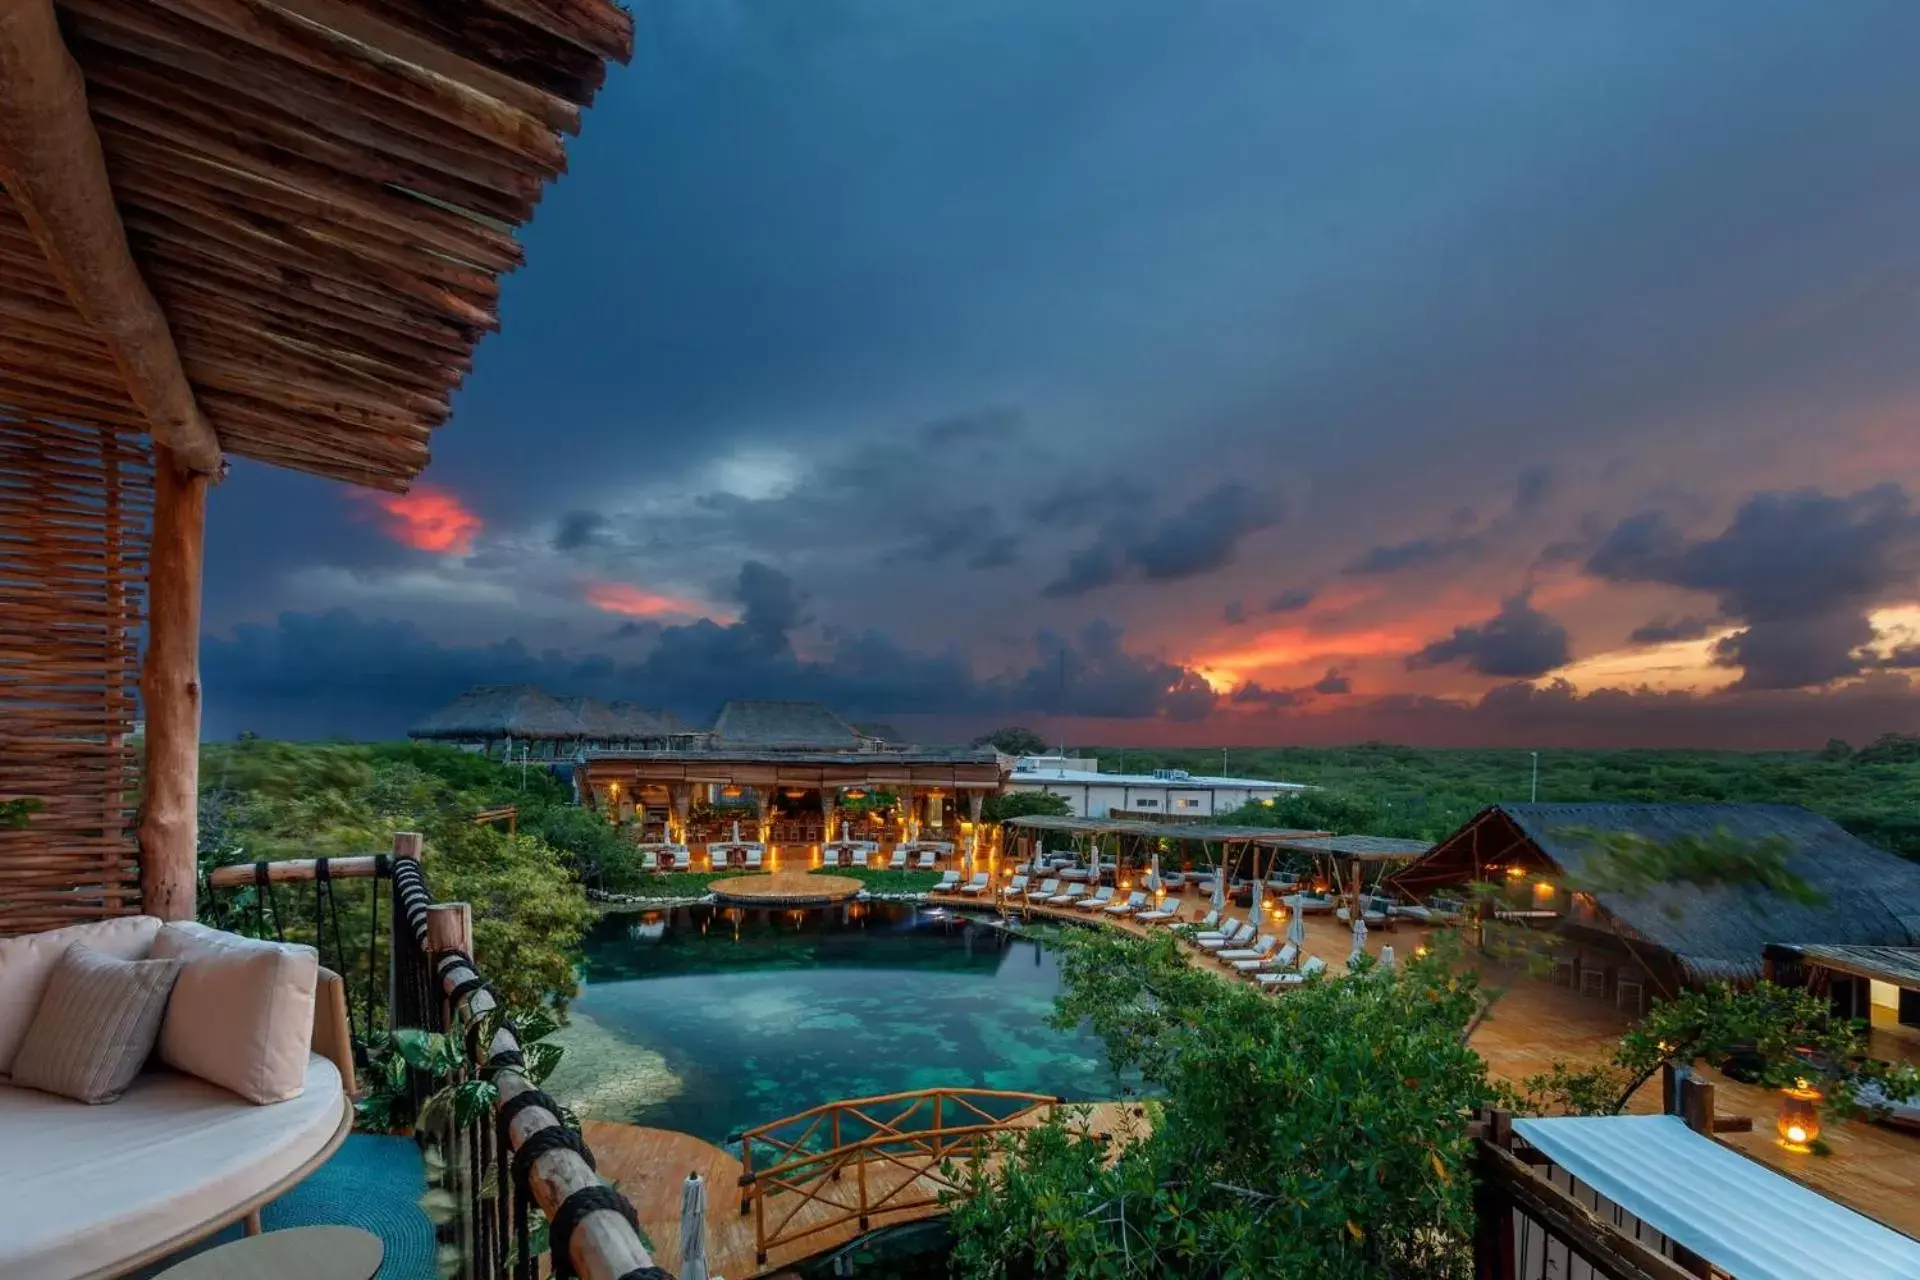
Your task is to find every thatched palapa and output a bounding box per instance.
[709,699,870,750]
[1391,803,1920,984]
[409,684,585,744]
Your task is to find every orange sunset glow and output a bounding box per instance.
[584,581,712,620]
[353,485,482,556]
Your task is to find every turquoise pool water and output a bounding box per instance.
[564,902,1125,1143]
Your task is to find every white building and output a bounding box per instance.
[1005,757,1306,819]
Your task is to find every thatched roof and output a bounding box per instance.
[1397,803,1920,983]
[0,0,632,490]
[853,721,905,745]
[409,684,584,740]
[605,700,671,740]
[709,699,863,749]
[1772,944,1920,990]
[556,696,621,740]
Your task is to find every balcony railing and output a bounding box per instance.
[209,834,669,1280]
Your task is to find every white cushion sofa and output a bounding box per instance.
[0,916,356,1280]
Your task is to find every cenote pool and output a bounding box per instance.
[543,902,1128,1144]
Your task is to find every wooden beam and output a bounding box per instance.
[137,445,207,920]
[0,0,221,473]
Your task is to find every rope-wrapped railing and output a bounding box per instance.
[388,837,671,1280]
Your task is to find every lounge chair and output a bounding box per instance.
[1198,922,1255,951]
[933,870,960,892]
[888,848,908,870]
[1190,908,1221,932]
[1076,886,1115,912]
[1288,893,1334,914]
[1135,899,1179,924]
[1257,955,1328,988]
[744,848,763,871]
[917,850,937,870]
[671,847,691,871]
[1048,884,1088,907]
[852,849,869,869]
[1005,874,1028,898]
[1105,890,1149,917]
[959,872,991,896]
[1218,934,1278,964]
[1028,878,1059,901]
[1235,941,1299,974]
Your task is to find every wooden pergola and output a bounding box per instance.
[0,0,631,933]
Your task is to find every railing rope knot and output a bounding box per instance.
[549,1184,639,1279]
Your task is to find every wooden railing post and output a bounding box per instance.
[856,1147,869,1232]
[1473,1110,1515,1280]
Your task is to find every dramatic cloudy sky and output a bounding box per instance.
[202,1,1920,747]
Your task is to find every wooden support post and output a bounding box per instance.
[1680,1076,1716,1136]
[394,830,423,861]
[137,446,209,922]
[427,902,473,961]
[1660,1061,1686,1116]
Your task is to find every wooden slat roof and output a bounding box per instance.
[0,0,633,490]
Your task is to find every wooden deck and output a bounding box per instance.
[589,1101,1150,1278]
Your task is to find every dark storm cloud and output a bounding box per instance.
[1586,485,1920,688]
[1044,484,1278,597]
[1628,615,1717,644]
[200,563,1215,738]
[1514,465,1557,514]
[1346,533,1482,577]
[1877,646,1920,670]
[1268,588,1315,614]
[553,510,610,552]
[1222,600,1246,625]
[1313,668,1353,695]
[1028,476,1154,530]
[1406,592,1573,678]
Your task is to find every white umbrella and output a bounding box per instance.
[1249,877,1263,932]
[678,1171,710,1280]
[1380,945,1396,970]
[1089,842,1100,885]
[731,818,741,843]
[1287,904,1307,948]
[1149,851,1162,893]
[1211,856,1226,910]
[1349,913,1368,964]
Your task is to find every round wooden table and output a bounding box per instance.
[155,1226,383,1280]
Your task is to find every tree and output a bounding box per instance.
[982,790,1072,823]
[946,930,1490,1279]
[973,725,1049,756]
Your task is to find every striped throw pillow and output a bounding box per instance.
[11,942,182,1104]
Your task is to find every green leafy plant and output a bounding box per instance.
[0,797,42,829]
[946,929,1491,1279]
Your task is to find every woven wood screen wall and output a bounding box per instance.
[0,416,152,934]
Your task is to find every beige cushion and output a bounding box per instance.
[0,1053,345,1280]
[11,943,183,1103]
[151,921,319,1104]
[0,915,161,1075]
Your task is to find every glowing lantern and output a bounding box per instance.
[1505,865,1526,880]
[1777,1080,1822,1152]
[845,787,867,800]
[721,784,743,798]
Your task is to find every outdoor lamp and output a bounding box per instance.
[1777,1080,1821,1152]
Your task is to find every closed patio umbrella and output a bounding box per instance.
[1287,905,1307,948]
[1350,913,1368,964]
[1249,876,1263,930]
[1380,945,1396,970]
[679,1171,709,1280]
[1149,851,1162,893]
[1211,856,1226,911]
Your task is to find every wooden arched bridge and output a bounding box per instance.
[586,1089,1150,1277]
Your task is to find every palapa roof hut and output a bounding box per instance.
[408,684,586,748]
[1389,803,1920,986]
[709,699,872,751]
[0,0,632,930]
[605,699,672,743]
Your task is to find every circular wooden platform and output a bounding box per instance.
[710,871,863,907]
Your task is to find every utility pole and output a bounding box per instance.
[1530,751,1539,803]
[1222,747,1229,777]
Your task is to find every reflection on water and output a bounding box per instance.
[568,902,1128,1143]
